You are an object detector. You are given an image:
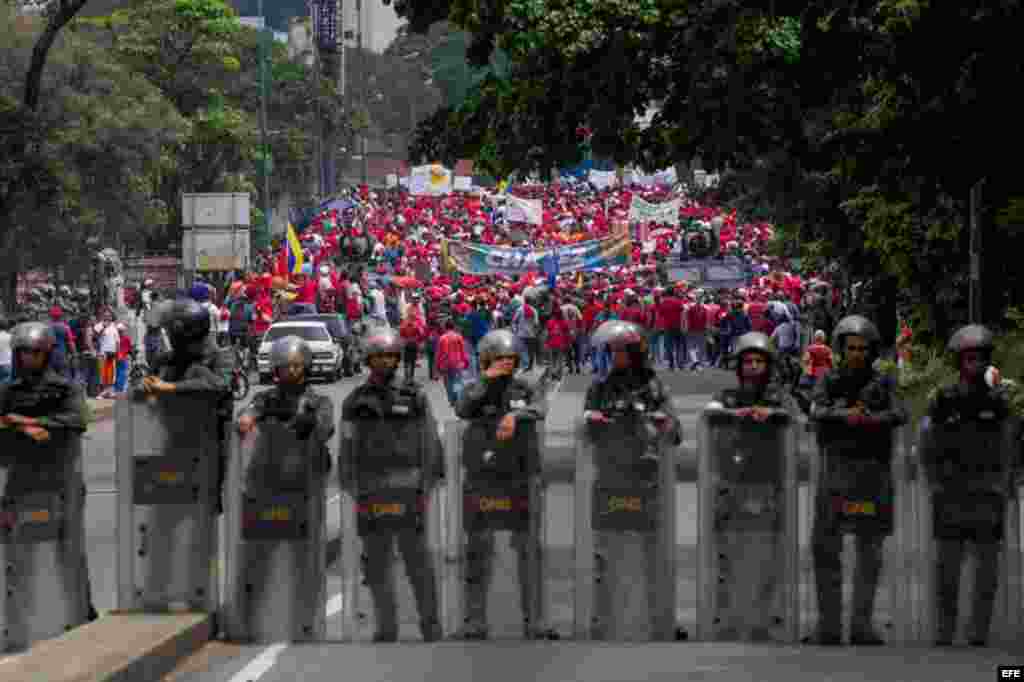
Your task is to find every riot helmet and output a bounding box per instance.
[11,321,56,377]
[947,324,995,378]
[832,314,880,366]
[163,299,211,349]
[947,324,994,356]
[363,328,404,379]
[733,331,774,383]
[478,329,521,371]
[592,320,648,370]
[269,335,313,385]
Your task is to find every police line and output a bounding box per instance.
[1,393,1021,650]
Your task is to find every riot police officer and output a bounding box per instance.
[583,321,681,638]
[705,332,796,641]
[455,329,547,640]
[339,328,442,642]
[237,336,334,468]
[807,315,907,645]
[140,299,233,512]
[0,322,96,620]
[920,325,1013,647]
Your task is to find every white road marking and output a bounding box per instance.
[226,642,288,682]
[326,593,345,617]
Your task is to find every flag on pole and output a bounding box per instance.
[285,223,304,275]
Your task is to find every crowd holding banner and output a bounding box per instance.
[199,165,854,395]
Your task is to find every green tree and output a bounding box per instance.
[1,3,189,305]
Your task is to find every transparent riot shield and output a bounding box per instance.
[115,394,221,612]
[0,431,87,652]
[913,418,1023,647]
[800,422,916,644]
[339,417,444,642]
[444,417,553,640]
[696,409,799,643]
[574,417,677,641]
[223,418,328,642]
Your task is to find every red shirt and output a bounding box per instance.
[806,343,833,378]
[545,318,571,350]
[582,303,604,333]
[435,331,469,372]
[686,304,708,333]
[117,334,132,361]
[657,297,684,330]
[296,279,318,305]
[752,316,775,335]
[621,305,646,327]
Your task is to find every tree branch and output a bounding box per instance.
[24,0,91,112]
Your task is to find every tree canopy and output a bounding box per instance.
[395,0,1024,339]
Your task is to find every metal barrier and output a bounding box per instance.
[0,432,88,652]
[696,410,799,643]
[443,417,553,640]
[574,416,678,641]
[115,395,221,613]
[223,421,328,642]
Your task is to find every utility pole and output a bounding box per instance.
[969,177,985,324]
[357,0,368,186]
[312,2,324,201]
[257,0,272,252]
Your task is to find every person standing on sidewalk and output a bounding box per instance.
[0,316,11,384]
[435,320,470,407]
[545,305,572,377]
[658,288,686,371]
[96,312,119,398]
[512,296,541,372]
[399,306,427,383]
[49,306,76,380]
[113,322,133,395]
[685,296,709,371]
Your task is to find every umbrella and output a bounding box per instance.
[391,276,421,289]
[590,319,642,348]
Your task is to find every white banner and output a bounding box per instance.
[654,167,677,186]
[628,196,680,225]
[410,164,452,196]
[506,195,543,225]
[453,175,472,192]
[386,174,398,188]
[588,169,618,189]
[398,176,410,188]
[408,173,429,195]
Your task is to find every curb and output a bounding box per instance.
[91,402,116,422]
[4,612,213,682]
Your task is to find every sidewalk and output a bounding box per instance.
[88,397,117,422]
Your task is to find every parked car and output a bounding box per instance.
[257,321,343,383]
[284,313,360,376]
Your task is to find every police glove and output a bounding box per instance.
[352,394,386,419]
[292,411,317,440]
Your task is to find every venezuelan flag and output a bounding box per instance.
[285,223,304,274]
